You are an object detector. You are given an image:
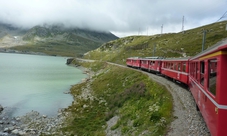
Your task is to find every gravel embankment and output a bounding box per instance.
[0,108,68,136]
[146,72,210,136]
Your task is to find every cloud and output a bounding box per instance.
[0,0,226,37]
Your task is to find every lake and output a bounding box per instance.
[0,53,86,117]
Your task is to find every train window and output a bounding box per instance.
[196,62,200,81]
[195,63,197,79]
[194,62,197,78]
[174,63,177,70]
[182,62,186,72]
[200,61,205,86]
[178,63,181,71]
[208,59,217,95]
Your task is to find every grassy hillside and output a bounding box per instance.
[62,62,172,135]
[58,21,227,135]
[83,21,227,65]
[11,35,102,57]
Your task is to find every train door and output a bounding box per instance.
[203,58,218,136]
[177,62,181,80]
[217,53,227,136]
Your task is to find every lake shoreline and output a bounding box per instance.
[0,54,88,135]
[0,48,48,56]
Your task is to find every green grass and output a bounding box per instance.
[84,21,227,65]
[10,39,101,57]
[62,62,173,135]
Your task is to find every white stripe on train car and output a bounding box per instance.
[161,68,189,75]
[190,77,227,110]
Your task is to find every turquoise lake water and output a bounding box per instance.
[0,53,86,117]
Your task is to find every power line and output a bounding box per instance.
[217,10,227,22]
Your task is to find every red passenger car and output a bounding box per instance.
[147,57,163,73]
[189,39,227,136]
[140,58,150,70]
[140,57,163,73]
[161,57,189,85]
[126,57,141,68]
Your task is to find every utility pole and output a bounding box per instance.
[182,16,185,33]
[153,43,156,56]
[202,29,207,52]
[161,24,163,34]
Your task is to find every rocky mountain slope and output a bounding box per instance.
[0,23,118,56]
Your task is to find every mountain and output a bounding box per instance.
[83,20,227,65]
[0,23,118,56]
[0,23,27,38]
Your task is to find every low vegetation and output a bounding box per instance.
[84,21,227,65]
[59,21,227,135]
[11,40,100,57]
[61,62,173,135]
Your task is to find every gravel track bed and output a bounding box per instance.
[144,71,210,136]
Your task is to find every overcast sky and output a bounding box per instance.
[0,0,227,37]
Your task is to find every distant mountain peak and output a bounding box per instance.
[0,22,118,56]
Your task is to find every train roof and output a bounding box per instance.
[145,56,164,59]
[162,57,190,61]
[127,57,141,59]
[140,56,164,60]
[191,37,227,60]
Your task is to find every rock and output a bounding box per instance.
[0,120,3,124]
[0,132,8,136]
[18,130,26,135]
[16,117,21,121]
[0,105,3,112]
[11,121,16,126]
[3,128,9,132]
[9,126,15,131]
[12,129,19,135]
[42,115,47,118]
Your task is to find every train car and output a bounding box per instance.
[126,57,134,67]
[189,38,227,136]
[140,58,150,70]
[161,57,189,85]
[140,57,163,73]
[147,57,163,73]
[126,57,141,68]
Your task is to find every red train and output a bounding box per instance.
[126,38,227,136]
